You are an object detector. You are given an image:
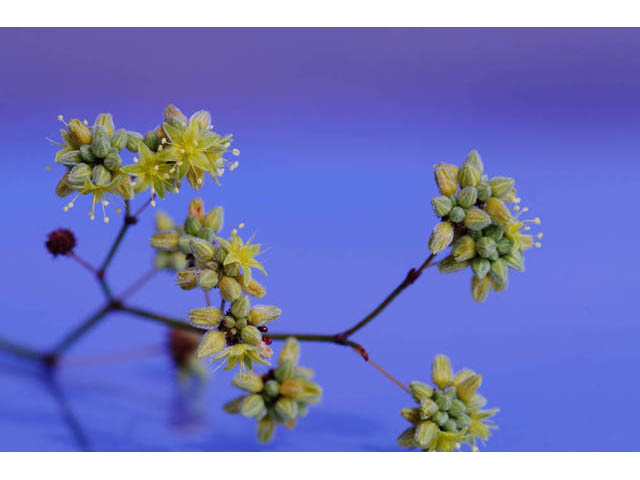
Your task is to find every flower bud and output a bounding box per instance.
[189,306,223,328]
[496,237,514,255]
[93,124,109,140]
[150,232,179,251]
[196,330,226,358]
[144,130,159,151]
[431,196,453,217]
[492,276,508,292]
[103,150,122,171]
[95,113,115,135]
[428,221,454,254]
[435,395,452,411]
[223,316,235,329]
[248,305,282,325]
[275,360,296,382]
[186,198,205,222]
[46,228,76,256]
[231,296,251,318]
[457,164,480,187]
[432,354,452,389]
[489,176,515,199]
[452,236,476,262]
[434,164,458,197]
[400,407,421,424]
[503,250,525,271]
[455,414,471,429]
[414,421,438,449]
[448,399,467,417]
[68,119,92,145]
[483,225,504,241]
[242,278,267,298]
[275,397,299,420]
[464,150,484,174]
[456,373,482,402]
[419,398,439,419]
[279,378,304,398]
[164,104,187,126]
[432,411,449,426]
[203,206,224,232]
[442,419,458,432]
[110,128,128,150]
[223,396,245,414]
[58,150,83,167]
[126,131,143,152]
[91,165,112,186]
[219,276,242,301]
[232,372,264,393]
[155,212,174,231]
[279,337,300,364]
[438,256,468,274]
[190,238,215,261]
[258,417,276,443]
[471,257,490,279]
[464,207,492,231]
[448,206,466,223]
[457,186,478,209]
[476,181,492,202]
[476,237,497,259]
[177,269,198,290]
[489,258,508,285]
[485,197,511,225]
[468,394,488,410]
[223,262,241,277]
[236,318,248,329]
[409,381,434,402]
[79,145,96,164]
[241,394,266,418]
[114,172,134,200]
[91,137,111,159]
[191,110,211,129]
[67,163,91,186]
[168,252,188,271]
[55,173,75,197]
[397,427,417,448]
[264,379,280,397]
[177,235,195,254]
[471,275,491,303]
[241,326,262,345]
[184,215,202,236]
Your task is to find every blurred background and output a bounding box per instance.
[0,28,637,451]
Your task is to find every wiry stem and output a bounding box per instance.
[98,200,133,284]
[0,334,45,361]
[117,267,158,301]
[50,305,112,357]
[66,252,98,275]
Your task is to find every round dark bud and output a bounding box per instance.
[257,325,268,332]
[45,229,76,256]
[262,336,272,345]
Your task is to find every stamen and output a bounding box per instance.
[229,161,239,171]
[133,157,139,163]
[513,205,520,211]
[161,138,167,144]
[524,226,531,231]
[57,114,64,122]
[115,207,122,214]
[238,223,245,230]
[232,229,238,236]
[534,242,542,248]
[232,148,240,156]
[533,217,541,224]
[83,119,89,125]
[157,145,163,151]
[522,207,529,213]
[537,233,543,239]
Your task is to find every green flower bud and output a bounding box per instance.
[164,104,188,125]
[177,235,196,254]
[432,354,453,389]
[503,250,525,271]
[452,236,476,262]
[168,252,188,271]
[192,110,211,129]
[196,330,226,358]
[248,305,282,325]
[219,276,242,301]
[223,262,241,277]
[279,378,304,398]
[485,197,512,225]
[275,360,296,382]
[242,278,267,298]
[184,215,202,236]
[400,407,421,424]
[91,165,112,186]
[91,137,111,159]
[492,276,508,293]
[490,258,508,285]
[274,397,299,420]
[448,399,467,417]
[456,373,482,402]
[419,398,439,420]
[190,238,215,261]
[258,417,276,444]
[489,176,515,199]
[223,396,245,414]
[232,372,264,393]
[468,394,488,410]
[79,144,97,163]
[464,150,484,174]
[103,149,122,171]
[198,226,215,242]
[214,246,228,264]
[471,276,491,302]
[442,419,458,432]
[455,414,471,429]
[464,207,492,231]
[68,119,92,145]
[176,269,198,290]
[189,306,223,328]
[241,394,266,418]
[414,421,438,449]
[196,269,218,291]
[432,411,449,426]
[434,164,459,197]
[409,381,434,402]
[230,296,251,319]
[150,232,179,251]
[496,237,514,255]
[476,181,492,202]
[438,256,469,274]
[95,113,115,136]
[264,379,280,397]
[483,225,504,241]
[155,211,174,232]
[279,337,300,364]
[144,130,159,151]
[236,318,248,330]
[449,206,466,223]
[397,427,416,448]
[457,164,480,187]
[436,395,452,411]
[428,221,454,254]
[241,326,262,345]
[58,150,83,167]
[471,257,490,279]
[93,124,109,140]
[476,237,497,259]
[457,186,478,209]
[67,163,92,186]
[126,131,143,152]
[204,206,224,232]
[110,128,128,150]
[431,196,453,217]
[223,316,236,328]
[55,173,75,197]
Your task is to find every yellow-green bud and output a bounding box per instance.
[93,124,109,140]
[248,305,282,325]
[434,164,458,197]
[154,212,174,232]
[279,378,304,398]
[241,326,262,345]
[457,186,478,209]
[457,164,480,187]
[476,236,497,259]
[184,215,202,236]
[55,173,75,197]
[103,150,122,171]
[168,252,188,271]
[111,128,128,150]
[144,130,159,151]
[464,150,484,174]
[223,316,236,329]
[177,269,198,290]
[435,395,451,411]
[241,394,266,418]
[214,246,228,264]
[453,368,475,387]
[428,221,454,254]
[496,237,514,255]
[400,407,421,424]
[258,417,276,443]
[68,119,92,145]
[471,275,491,303]
[448,399,467,417]
[275,360,296,382]
[264,379,280,397]
[177,235,196,254]
[232,372,264,393]
[485,197,512,225]
[409,381,434,402]
[242,278,267,298]
[489,176,515,199]
[442,419,457,432]
[449,206,466,223]
[432,354,453,389]
[431,196,453,217]
[191,110,211,129]
[190,238,215,261]
[164,104,187,126]
[468,394,488,410]
[91,137,111,159]
[231,296,251,318]
[203,206,224,232]
[397,427,417,448]
[67,163,91,186]
[219,276,242,301]
[452,236,476,262]
[414,421,438,449]
[79,144,96,163]
[464,207,492,231]
[483,225,504,241]
[150,232,179,251]
[189,306,223,328]
[223,262,241,277]
[279,337,300,364]
[58,150,83,167]
[490,258,508,285]
[438,256,468,274]
[196,330,226,358]
[456,373,482,402]
[223,396,245,414]
[95,113,115,135]
[126,131,143,152]
[419,398,439,420]
[274,397,299,420]
[492,276,508,292]
[91,165,112,186]
[455,414,471,429]
[476,181,492,202]
[471,257,490,279]
[503,250,524,271]
[432,411,449,426]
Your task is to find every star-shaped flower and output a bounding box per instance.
[215,232,267,286]
[121,142,174,206]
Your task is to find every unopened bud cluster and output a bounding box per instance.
[430,150,542,302]
[224,338,322,443]
[398,354,498,452]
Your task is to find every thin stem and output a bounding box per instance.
[133,198,152,219]
[66,252,98,275]
[116,305,200,334]
[340,253,436,338]
[204,290,211,307]
[117,267,158,301]
[98,200,132,276]
[51,305,111,356]
[368,358,409,393]
[0,335,44,361]
[59,343,164,368]
[220,298,226,312]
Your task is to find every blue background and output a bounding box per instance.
[0,28,637,451]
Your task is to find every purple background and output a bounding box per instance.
[0,28,638,451]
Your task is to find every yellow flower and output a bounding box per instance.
[66,173,132,223]
[213,343,271,371]
[216,232,267,286]
[121,142,173,206]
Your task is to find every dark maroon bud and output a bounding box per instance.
[262,336,272,345]
[45,228,76,257]
[257,326,268,332]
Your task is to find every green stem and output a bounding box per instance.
[116,305,200,334]
[98,200,132,279]
[0,335,45,361]
[51,305,111,355]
